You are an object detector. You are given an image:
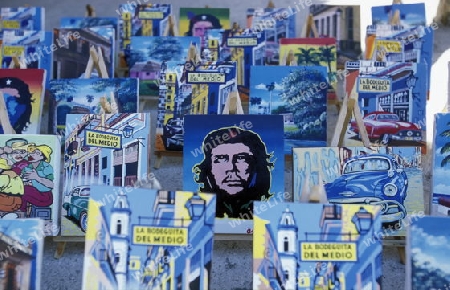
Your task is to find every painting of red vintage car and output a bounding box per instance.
[350,111,422,145]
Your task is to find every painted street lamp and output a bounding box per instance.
[122,123,134,138]
[351,207,373,235]
[185,193,206,220]
[406,72,418,89]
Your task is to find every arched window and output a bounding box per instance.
[285,216,290,224]
[117,220,122,234]
[284,269,289,280]
[114,253,120,265]
[284,236,289,252]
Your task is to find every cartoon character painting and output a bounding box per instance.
[0,158,24,213]
[0,136,60,236]
[0,139,54,216]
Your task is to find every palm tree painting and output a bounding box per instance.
[431,113,450,216]
[438,121,450,167]
[280,38,337,87]
[318,45,337,83]
[295,47,320,66]
[86,95,95,103]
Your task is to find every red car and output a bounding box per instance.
[350,111,422,145]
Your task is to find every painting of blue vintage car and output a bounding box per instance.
[62,185,90,232]
[325,154,408,225]
[293,146,424,235]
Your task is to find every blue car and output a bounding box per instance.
[62,185,90,232]
[324,154,408,224]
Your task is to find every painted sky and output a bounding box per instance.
[130,36,201,63]
[2,29,42,44]
[51,78,138,108]
[433,113,450,194]
[60,17,118,28]
[410,216,450,275]
[372,4,426,27]
[249,65,328,112]
[0,219,44,248]
[88,27,115,40]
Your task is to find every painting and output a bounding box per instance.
[309,4,362,69]
[249,65,328,154]
[293,146,424,236]
[61,113,150,236]
[155,60,238,152]
[183,114,285,234]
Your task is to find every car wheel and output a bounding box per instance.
[380,134,390,145]
[79,211,88,232]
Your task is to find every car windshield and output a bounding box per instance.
[376,114,399,121]
[80,188,90,197]
[170,120,182,126]
[343,158,391,173]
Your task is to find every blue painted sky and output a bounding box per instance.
[433,113,450,194]
[205,29,222,41]
[0,219,44,249]
[60,17,118,28]
[51,78,138,108]
[88,27,115,40]
[256,201,325,242]
[130,36,201,63]
[249,66,328,112]
[410,216,450,274]
[372,4,426,27]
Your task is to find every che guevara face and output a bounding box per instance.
[210,143,254,195]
